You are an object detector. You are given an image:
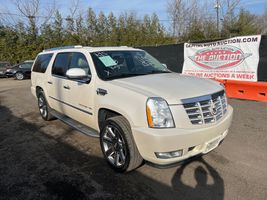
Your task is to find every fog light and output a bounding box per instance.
[155,150,183,159]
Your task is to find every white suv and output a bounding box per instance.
[31,46,233,172]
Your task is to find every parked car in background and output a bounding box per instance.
[0,62,11,77]
[6,60,34,80]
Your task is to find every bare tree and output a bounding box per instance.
[262,7,267,34]
[167,0,200,38]
[0,1,29,28]
[221,0,241,37]
[222,0,241,16]
[42,0,56,25]
[167,0,211,41]
[167,0,185,37]
[65,0,80,36]
[13,0,40,38]
[11,0,56,31]
[0,13,18,28]
[69,0,80,18]
[14,0,40,18]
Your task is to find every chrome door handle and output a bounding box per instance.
[63,85,70,90]
[96,88,107,96]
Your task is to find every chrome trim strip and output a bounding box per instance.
[49,96,93,115]
[181,90,225,104]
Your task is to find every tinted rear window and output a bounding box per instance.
[32,54,53,73]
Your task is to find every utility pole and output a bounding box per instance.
[215,0,220,37]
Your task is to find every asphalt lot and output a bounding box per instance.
[0,78,266,200]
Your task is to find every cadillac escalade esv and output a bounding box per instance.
[31,46,233,172]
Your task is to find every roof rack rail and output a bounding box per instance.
[43,45,83,52]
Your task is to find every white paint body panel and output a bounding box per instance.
[31,46,233,165]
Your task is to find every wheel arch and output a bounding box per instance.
[15,70,25,75]
[98,108,132,131]
[15,71,25,79]
[35,86,51,108]
[36,86,43,97]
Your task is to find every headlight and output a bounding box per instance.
[146,97,175,128]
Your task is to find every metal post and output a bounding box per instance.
[215,0,220,36]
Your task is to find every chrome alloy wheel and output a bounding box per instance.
[38,96,47,118]
[15,72,24,80]
[102,125,127,167]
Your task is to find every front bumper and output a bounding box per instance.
[132,105,233,165]
[5,72,15,77]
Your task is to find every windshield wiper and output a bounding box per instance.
[105,70,171,80]
[106,73,148,80]
[146,70,171,74]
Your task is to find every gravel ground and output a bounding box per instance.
[0,78,266,200]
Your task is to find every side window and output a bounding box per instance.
[20,64,27,68]
[69,52,91,75]
[20,63,33,69]
[32,53,53,73]
[52,53,70,77]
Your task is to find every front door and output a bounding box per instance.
[20,63,32,77]
[50,52,95,128]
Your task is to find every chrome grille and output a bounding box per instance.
[182,90,227,125]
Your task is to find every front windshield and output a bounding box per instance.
[21,62,33,69]
[91,50,170,80]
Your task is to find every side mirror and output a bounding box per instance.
[66,68,91,83]
[162,63,167,68]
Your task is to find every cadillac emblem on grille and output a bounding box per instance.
[182,90,227,125]
[209,101,217,115]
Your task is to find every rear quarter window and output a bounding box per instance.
[32,53,53,73]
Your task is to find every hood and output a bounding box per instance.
[4,65,18,73]
[110,73,223,104]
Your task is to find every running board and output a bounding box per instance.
[51,110,99,138]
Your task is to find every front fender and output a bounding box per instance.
[95,84,149,129]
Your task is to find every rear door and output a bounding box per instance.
[20,63,33,76]
[48,52,70,113]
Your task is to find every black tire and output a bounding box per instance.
[100,116,143,172]
[15,72,24,80]
[37,90,54,121]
